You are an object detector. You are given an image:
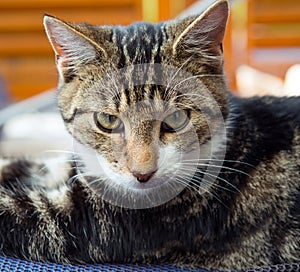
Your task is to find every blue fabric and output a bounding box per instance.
[0,74,10,109]
[0,257,299,272]
[0,257,214,272]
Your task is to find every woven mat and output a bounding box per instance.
[0,256,299,272]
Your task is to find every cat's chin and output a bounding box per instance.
[71,141,187,208]
[88,174,187,209]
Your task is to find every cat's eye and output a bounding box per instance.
[94,112,124,133]
[162,110,190,132]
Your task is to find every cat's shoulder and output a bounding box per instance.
[231,95,300,127]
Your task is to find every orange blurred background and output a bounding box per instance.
[0,0,300,102]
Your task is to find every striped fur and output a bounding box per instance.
[0,0,299,270]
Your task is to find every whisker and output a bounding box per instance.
[201,171,242,195]
[175,175,226,206]
[173,176,200,198]
[177,169,238,194]
[165,56,193,94]
[189,176,231,208]
[173,92,209,101]
[168,74,224,97]
[88,177,106,186]
[177,166,237,194]
[177,162,252,177]
[43,149,76,155]
[173,102,194,110]
[67,170,98,184]
[182,158,255,168]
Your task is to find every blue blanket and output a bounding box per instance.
[0,256,299,272]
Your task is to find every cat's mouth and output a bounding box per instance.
[125,174,174,190]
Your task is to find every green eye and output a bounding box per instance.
[162,110,189,132]
[94,112,123,133]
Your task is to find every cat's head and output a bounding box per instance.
[44,0,229,208]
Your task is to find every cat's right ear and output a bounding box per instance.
[172,0,229,61]
[43,15,106,81]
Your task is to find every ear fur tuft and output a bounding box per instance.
[43,15,105,80]
[172,0,229,58]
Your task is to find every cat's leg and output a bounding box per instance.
[0,157,71,189]
[0,157,74,262]
[0,157,108,263]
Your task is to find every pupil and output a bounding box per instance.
[174,111,180,120]
[109,115,115,123]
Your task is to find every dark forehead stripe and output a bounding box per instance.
[113,22,165,69]
[109,22,169,111]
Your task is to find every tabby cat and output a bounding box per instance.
[0,0,299,270]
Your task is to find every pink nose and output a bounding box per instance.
[132,171,156,183]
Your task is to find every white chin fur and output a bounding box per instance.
[71,134,225,208]
[72,140,183,190]
[72,128,225,192]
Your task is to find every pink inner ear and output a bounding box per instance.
[53,43,65,59]
[47,35,71,69]
[44,16,65,56]
[52,43,70,68]
[44,15,100,77]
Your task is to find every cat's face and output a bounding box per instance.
[44,0,229,208]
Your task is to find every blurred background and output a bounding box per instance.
[0,0,300,104]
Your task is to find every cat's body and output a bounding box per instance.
[0,0,299,270]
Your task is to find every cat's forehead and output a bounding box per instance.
[112,22,165,44]
[86,62,205,114]
[93,84,175,114]
[110,22,167,66]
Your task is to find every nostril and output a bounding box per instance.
[132,171,156,183]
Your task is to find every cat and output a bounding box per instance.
[0,0,299,270]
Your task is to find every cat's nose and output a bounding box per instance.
[132,171,156,183]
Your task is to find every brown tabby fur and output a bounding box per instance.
[0,0,298,270]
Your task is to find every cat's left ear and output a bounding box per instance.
[44,15,106,80]
[172,0,229,58]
